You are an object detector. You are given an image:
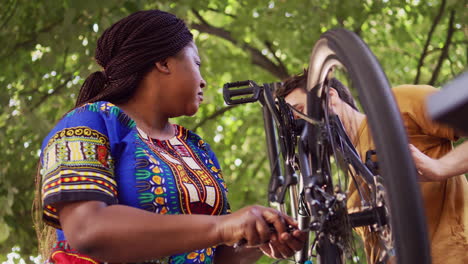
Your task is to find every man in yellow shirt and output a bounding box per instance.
[275,69,468,264]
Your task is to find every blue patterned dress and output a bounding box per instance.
[40,101,230,264]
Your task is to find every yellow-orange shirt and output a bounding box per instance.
[347,85,468,264]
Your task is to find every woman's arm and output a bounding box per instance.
[57,200,294,263]
[214,245,263,264]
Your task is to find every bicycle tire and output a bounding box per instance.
[305,28,431,264]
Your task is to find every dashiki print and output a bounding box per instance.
[40,101,229,264]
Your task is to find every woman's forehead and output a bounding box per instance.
[182,42,199,58]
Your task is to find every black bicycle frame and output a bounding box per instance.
[223,79,389,264]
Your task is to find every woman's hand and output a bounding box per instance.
[216,205,296,247]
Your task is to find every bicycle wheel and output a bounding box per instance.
[297,28,431,264]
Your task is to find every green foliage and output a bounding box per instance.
[0,0,466,262]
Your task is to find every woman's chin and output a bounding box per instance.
[185,106,199,116]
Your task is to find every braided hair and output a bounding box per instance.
[75,10,193,107]
[35,10,193,259]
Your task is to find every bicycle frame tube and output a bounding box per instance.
[329,116,375,185]
[262,83,300,210]
[263,99,283,206]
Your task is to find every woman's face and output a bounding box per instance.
[164,42,206,117]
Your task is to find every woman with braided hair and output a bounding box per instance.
[35,10,305,264]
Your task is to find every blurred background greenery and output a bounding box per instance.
[0,0,466,263]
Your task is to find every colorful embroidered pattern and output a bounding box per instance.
[67,102,136,129]
[136,127,226,217]
[135,146,174,214]
[172,248,214,264]
[40,101,228,263]
[49,241,100,264]
[41,126,117,228]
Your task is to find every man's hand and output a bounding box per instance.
[409,144,446,181]
[259,229,307,259]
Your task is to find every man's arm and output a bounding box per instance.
[410,140,468,181]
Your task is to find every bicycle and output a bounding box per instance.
[223,28,431,264]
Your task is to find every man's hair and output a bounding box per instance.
[277,68,358,110]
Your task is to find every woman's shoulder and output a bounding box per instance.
[66,101,135,127]
[177,125,219,161]
[178,125,208,147]
[54,101,135,129]
[41,101,136,150]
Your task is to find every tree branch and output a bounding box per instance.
[2,73,75,129]
[446,54,456,77]
[207,7,236,18]
[414,0,446,84]
[193,105,238,132]
[264,40,287,74]
[31,74,75,109]
[0,19,63,62]
[190,9,289,80]
[429,10,456,85]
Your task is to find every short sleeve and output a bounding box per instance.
[40,104,118,228]
[393,85,458,141]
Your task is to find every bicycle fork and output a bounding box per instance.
[295,205,311,263]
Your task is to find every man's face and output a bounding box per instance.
[284,87,307,119]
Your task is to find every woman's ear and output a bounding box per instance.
[155,59,170,74]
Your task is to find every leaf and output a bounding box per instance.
[0,221,10,243]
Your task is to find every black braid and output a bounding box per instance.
[76,71,107,106]
[76,10,193,107]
